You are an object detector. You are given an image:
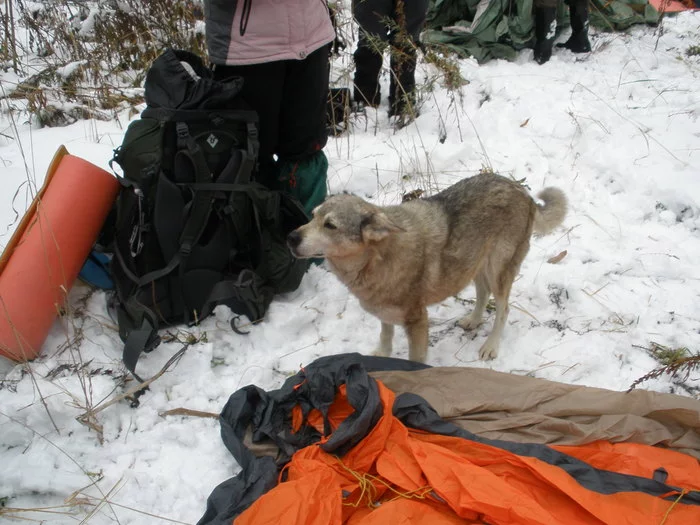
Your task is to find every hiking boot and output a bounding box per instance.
[533,7,557,65]
[556,0,591,53]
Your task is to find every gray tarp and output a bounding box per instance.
[423,0,661,63]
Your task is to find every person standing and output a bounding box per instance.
[533,0,591,65]
[203,0,336,214]
[352,0,430,121]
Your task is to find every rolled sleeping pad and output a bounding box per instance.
[0,146,120,361]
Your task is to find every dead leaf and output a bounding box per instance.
[547,250,567,264]
[402,189,424,202]
[520,118,530,128]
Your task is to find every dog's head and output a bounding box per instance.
[287,194,403,259]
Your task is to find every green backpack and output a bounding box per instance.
[110,49,310,382]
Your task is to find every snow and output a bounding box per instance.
[1,10,700,525]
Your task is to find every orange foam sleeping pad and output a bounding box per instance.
[0,147,119,361]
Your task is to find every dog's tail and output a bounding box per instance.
[533,187,567,235]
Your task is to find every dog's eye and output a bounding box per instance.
[324,221,337,230]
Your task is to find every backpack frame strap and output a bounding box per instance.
[239,121,258,184]
[120,300,161,384]
[175,121,216,256]
[113,122,219,290]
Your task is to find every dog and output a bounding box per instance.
[287,174,567,362]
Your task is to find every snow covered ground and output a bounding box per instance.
[1,10,699,525]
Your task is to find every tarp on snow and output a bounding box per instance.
[423,0,662,63]
[373,366,700,459]
[198,353,700,524]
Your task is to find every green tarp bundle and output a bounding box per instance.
[423,0,661,63]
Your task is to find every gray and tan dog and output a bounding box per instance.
[287,174,567,362]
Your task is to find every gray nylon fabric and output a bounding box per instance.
[203,0,237,65]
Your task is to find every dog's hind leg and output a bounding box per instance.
[478,290,509,360]
[405,309,429,362]
[478,240,527,360]
[373,323,395,357]
[458,274,490,331]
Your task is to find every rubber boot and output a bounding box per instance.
[533,7,557,65]
[556,0,591,53]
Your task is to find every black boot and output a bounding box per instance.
[556,0,591,53]
[388,43,418,120]
[533,7,557,65]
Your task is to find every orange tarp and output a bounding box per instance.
[236,382,700,524]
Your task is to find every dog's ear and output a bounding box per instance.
[361,212,403,243]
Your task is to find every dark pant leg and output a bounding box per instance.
[278,44,331,160]
[212,61,284,185]
[352,0,393,105]
[388,0,429,112]
[277,44,331,212]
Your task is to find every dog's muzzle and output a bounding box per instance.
[287,230,302,256]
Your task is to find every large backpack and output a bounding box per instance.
[110,49,310,382]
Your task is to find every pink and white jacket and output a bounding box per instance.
[204,0,336,65]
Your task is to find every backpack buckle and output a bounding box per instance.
[176,122,190,148]
[176,121,189,138]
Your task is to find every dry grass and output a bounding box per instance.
[629,342,699,393]
[1,0,206,125]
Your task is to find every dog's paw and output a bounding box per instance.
[372,347,392,358]
[478,342,499,360]
[457,315,482,331]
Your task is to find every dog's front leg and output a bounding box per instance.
[373,322,395,357]
[404,309,429,363]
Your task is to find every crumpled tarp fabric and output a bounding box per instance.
[423,0,662,63]
[198,353,700,525]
